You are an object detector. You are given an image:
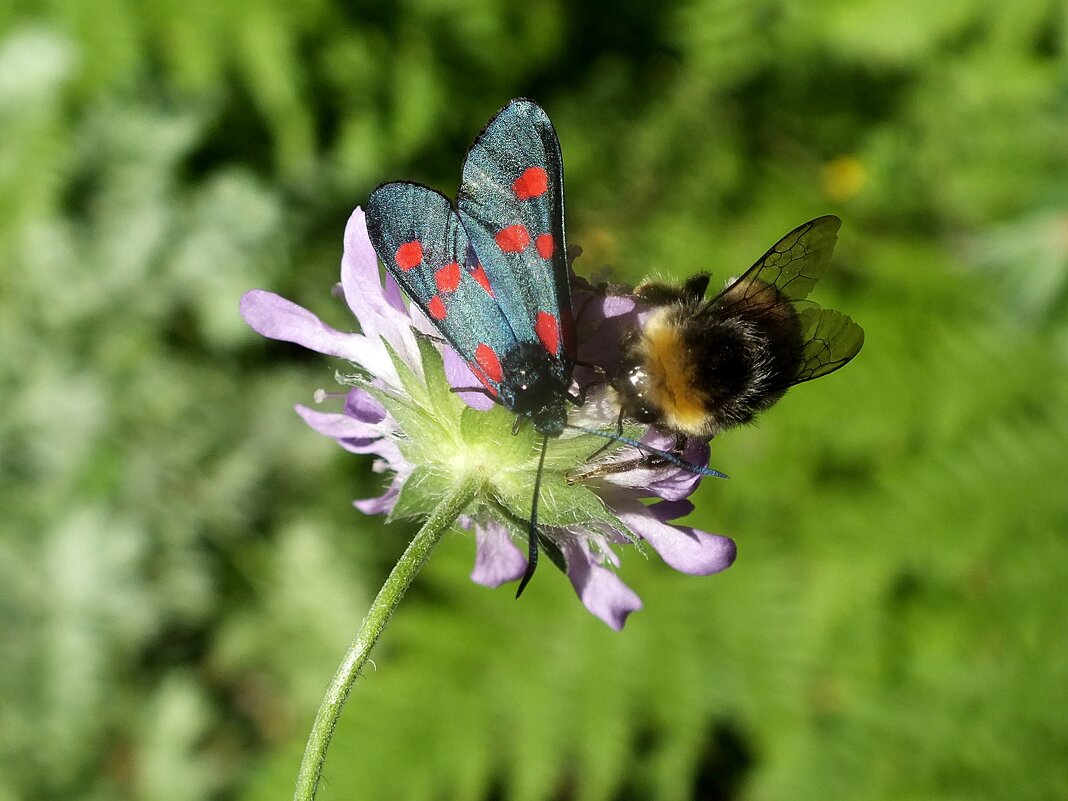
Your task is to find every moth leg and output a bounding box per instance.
[450,386,496,399]
[573,358,607,377]
[567,359,608,407]
[567,379,601,407]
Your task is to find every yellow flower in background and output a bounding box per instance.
[823,155,867,202]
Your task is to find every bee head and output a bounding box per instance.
[612,358,662,424]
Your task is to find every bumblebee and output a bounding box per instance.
[611,215,864,439]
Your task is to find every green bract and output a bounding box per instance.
[356,334,637,567]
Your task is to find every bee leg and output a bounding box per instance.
[672,431,688,458]
[565,379,591,407]
[567,453,649,483]
[568,430,698,484]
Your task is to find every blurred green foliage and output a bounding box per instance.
[1,1,1066,800]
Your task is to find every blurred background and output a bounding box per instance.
[2,1,1066,799]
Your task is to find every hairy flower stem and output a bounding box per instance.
[293,473,485,801]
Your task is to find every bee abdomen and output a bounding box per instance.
[686,295,805,431]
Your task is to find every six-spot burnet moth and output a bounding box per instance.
[366,99,725,596]
[366,99,578,597]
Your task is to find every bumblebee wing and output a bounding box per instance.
[366,181,519,398]
[713,215,841,307]
[794,306,865,382]
[457,98,574,367]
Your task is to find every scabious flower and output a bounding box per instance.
[240,208,735,629]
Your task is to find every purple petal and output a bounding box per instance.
[568,385,617,427]
[344,432,404,462]
[470,522,527,587]
[586,431,713,502]
[559,538,643,630]
[573,289,639,371]
[382,272,408,315]
[612,497,736,575]
[577,290,636,321]
[344,388,387,423]
[338,208,424,383]
[340,209,397,331]
[295,405,384,441]
[354,454,412,516]
[406,300,440,338]
[294,403,403,465]
[594,459,704,502]
[340,209,415,345]
[240,290,379,365]
[354,471,405,515]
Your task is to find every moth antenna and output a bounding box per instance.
[516,432,550,598]
[565,424,729,479]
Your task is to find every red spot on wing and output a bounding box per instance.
[535,311,560,355]
[395,241,423,271]
[495,224,531,253]
[475,343,503,383]
[435,261,461,294]
[512,166,548,200]
[468,363,499,397]
[427,296,447,320]
[535,234,555,260]
[471,263,494,296]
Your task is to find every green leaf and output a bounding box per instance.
[381,337,430,410]
[414,332,458,420]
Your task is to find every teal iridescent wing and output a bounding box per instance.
[366,181,519,397]
[457,98,575,365]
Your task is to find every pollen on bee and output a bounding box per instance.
[640,310,709,433]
